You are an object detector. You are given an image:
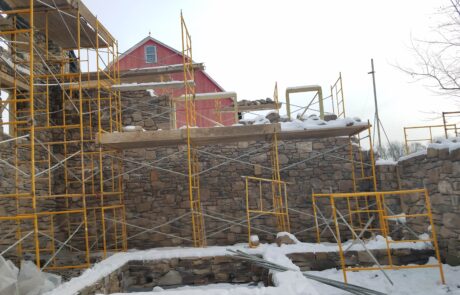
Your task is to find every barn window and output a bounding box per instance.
[145,45,157,63]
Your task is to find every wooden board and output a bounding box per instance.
[75,64,205,89]
[0,70,28,90]
[98,123,370,149]
[2,0,113,48]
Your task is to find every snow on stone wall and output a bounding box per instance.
[377,146,460,265]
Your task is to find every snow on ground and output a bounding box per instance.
[45,235,437,295]
[106,258,460,295]
[306,257,460,295]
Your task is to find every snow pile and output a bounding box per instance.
[375,158,398,166]
[280,115,365,131]
[398,149,427,162]
[276,232,301,244]
[238,112,366,131]
[239,115,270,125]
[427,137,460,152]
[249,235,259,243]
[146,89,156,97]
[398,137,460,163]
[122,125,145,132]
[347,235,432,251]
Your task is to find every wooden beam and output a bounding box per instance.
[2,0,114,48]
[122,63,204,77]
[78,1,115,46]
[112,80,193,91]
[0,71,28,90]
[98,124,280,149]
[174,91,237,102]
[80,63,202,88]
[98,123,370,149]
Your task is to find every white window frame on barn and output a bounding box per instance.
[145,45,157,63]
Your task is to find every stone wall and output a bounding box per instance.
[287,248,434,271]
[121,91,171,131]
[76,248,434,294]
[122,136,373,248]
[78,256,269,294]
[376,147,460,265]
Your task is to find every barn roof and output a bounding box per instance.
[118,36,225,92]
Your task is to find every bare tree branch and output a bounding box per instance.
[399,0,460,96]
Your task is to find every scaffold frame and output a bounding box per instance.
[312,189,445,284]
[0,0,126,269]
[181,12,206,247]
[330,72,346,118]
[244,82,290,247]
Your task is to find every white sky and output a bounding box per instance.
[3,0,457,143]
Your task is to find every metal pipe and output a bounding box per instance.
[369,59,382,154]
[286,85,324,120]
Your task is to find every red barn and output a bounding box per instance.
[118,36,235,127]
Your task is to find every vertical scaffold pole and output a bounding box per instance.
[424,189,446,284]
[181,12,206,247]
[27,0,41,269]
[271,82,289,232]
[77,7,91,267]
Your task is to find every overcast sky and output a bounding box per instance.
[12,1,458,144]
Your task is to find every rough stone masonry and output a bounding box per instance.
[377,147,460,266]
[119,91,375,248]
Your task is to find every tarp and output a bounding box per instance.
[0,256,61,295]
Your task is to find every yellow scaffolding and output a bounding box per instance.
[349,124,377,192]
[330,72,346,118]
[442,111,459,139]
[403,111,460,154]
[181,12,206,247]
[312,189,445,284]
[245,82,290,247]
[0,1,126,269]
[403,124,455,154]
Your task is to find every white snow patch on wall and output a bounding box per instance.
[376,158,398,166]
[427,137,460,152]
[398,150,427,162]
[280,117,365,131]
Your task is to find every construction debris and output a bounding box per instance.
[236,97,276,107]
[275,232,298,247]
[228,249,387,295]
